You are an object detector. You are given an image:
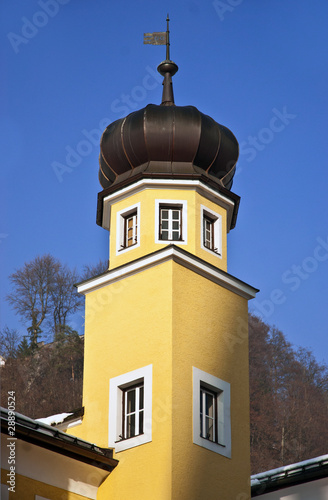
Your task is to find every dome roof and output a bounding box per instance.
[98,60,239,192]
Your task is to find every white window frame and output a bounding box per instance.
[200,205,222,257]
[116,202,141,255]
[155,199,188,245]
[109,364,152,452]
[193,367,231,458]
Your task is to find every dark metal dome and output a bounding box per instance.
[98,58,239,191]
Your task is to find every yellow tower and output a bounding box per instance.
[72,47,258,500]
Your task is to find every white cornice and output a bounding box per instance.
[77,246,258,300]
[101,178,236,231]
[1,440,108,499]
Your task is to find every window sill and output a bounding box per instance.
[159,239,185,243]
[201,436,226,447]
[115,432,144,443]
[118,243,138,252]
[202,245,222,258]
[114,433,151,453]
[204,245,220,253]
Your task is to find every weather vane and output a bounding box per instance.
[144,14,171,61]
[143,15,178,105]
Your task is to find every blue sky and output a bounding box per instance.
[1,1,328,365]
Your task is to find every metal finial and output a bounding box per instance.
[143,15,178,105]
[157,59,178,105]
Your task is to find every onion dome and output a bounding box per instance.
[98,59,239,192]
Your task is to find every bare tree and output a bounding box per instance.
[80,259,109,281]
[249,314,277,472]
[50,265,83,339]
[6,254,86,345]
[7,255,60,347]
[0,326,20,359]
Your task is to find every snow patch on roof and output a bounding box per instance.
[251,454,328,486]
[36,412,73,426]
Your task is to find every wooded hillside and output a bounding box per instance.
[249,314,328,473]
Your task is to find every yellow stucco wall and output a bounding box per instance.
[1,469,89,500]
[171,263,251,499]
[107,187,228,272]
[71,259,250,499]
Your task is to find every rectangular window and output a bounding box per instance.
[122,383,144,439]
[193,367,231,457]
[109,364,152,452]
[116,202,140,255]
[200,386,222,443]
[159,206,182,241]
[124,211,138,248]
[201,205,222,257]
[203,215,215,250]
[200,386,215,441]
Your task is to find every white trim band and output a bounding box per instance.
[77,246,258,300]
[100,178,236,231]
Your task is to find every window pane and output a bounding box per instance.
[162,221,169,229]
[200,387,216,442]
[138,385,144,435]
[172,211,180,220]
[139,386,144,410]
[172,221,179,230]
[162,210,168,219]
[172,232,179,241]
[162,230,169,240]
[139,409,144,435]
[127,224,134,246]
[206,416,214,441]
[127,389,136,413]
[205,393,214,417]
[127,413,135,438]
[124,212,137,248]
[204,216,214,249]
[200,391,203,436]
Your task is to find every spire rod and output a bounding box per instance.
[166,13,170,61]
[143,15,178,105]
